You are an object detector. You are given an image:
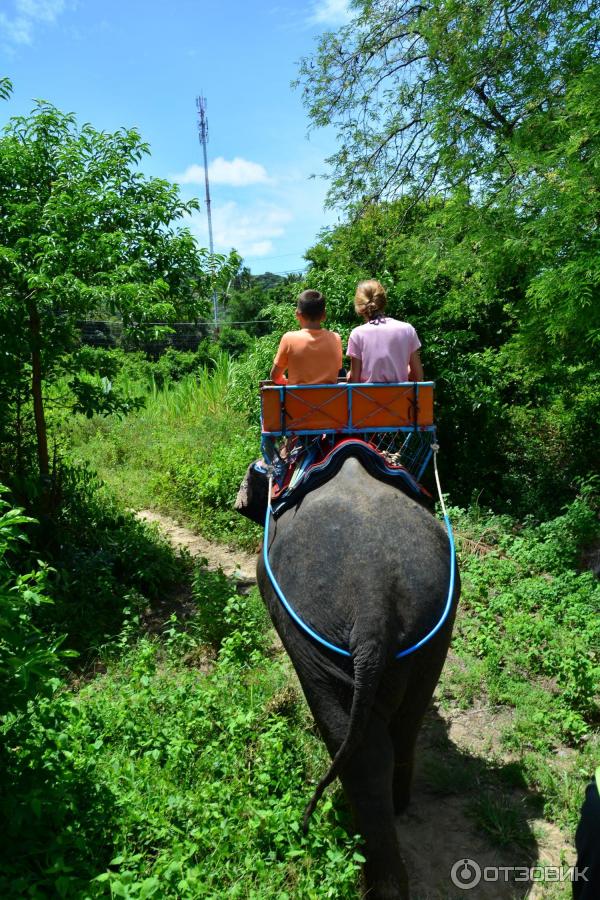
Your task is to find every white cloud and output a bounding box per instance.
[307,0,352,26]
[243,240,275,257]
[210,157,270,186]
[16,0,65,21]
[188,201,293,259]
[172,157,270,188]
[0,0,66,45]
[171,164,204,185]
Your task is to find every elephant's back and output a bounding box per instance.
[264,457,452,652]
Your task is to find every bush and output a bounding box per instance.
[23,464,188,658]
[0,694,117,896]
[0,587,361,899]
[449,489,600,747]
[158,425,262,548]
[151,344,215,388]
[0,488,75,715]
[215,325,253,358]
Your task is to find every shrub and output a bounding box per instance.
[450,490,600,746]
[25,464,187,658]
[0,488,75,715]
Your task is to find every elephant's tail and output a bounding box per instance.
[302,641,387,832]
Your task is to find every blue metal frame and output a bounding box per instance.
[260,381,436,437]
[260,381,437,480]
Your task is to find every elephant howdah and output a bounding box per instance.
[260,380,437,486]
[237,382,460,900]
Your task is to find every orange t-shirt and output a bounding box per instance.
[274,328,342,384]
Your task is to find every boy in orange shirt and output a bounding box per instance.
[270,290,342,385]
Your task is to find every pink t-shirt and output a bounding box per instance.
[346,316,421,382]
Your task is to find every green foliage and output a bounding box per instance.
[215,324,253,357]
[297,0,599,210]
[23,463,187,657]
[0,76,12,100]
[466,793,535,851]
[0,99,236,478]
[190,565,238,649]
[225,283,273,336]
[0,693,118,897]
[231,297,298,419]
[150,344,214,384]
[0,585,362,898]
[448,488,600,749]
[191,569,269,655]
[158,422,260,546]
[294,0,600,516]
[225,269,303,337]
[0,488,75,715]
[216,589,272,668]
[69,354,262,548]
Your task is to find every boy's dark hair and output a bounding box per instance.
[297,290,325,320]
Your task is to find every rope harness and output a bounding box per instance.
[262,442,456,660]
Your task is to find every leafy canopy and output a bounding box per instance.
[0,101,227,331]
[297,0,599,210]
[0,100,236,475]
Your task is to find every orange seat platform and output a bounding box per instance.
[261,382,434,435]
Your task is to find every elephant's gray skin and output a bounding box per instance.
[256,457,460,900]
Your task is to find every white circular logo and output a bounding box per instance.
[450,858,482,890]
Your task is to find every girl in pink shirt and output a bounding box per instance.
[346,280,424,383]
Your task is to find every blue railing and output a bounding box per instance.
[260,380,436,437]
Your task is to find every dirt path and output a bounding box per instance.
[406,700,574,899]
[138,509,574,900]
[137,509,257,587]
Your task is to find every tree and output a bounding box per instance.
[224,271,303,336]
[300,0,600,369]
[0,101,235,481]
[297,0,599,210]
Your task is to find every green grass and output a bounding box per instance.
[435,494,600,834]
[68,354,262,549]
[0,567,363,899]
[467,792,536,851]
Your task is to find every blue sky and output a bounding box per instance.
[0,0,352,274]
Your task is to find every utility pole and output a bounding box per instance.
[196,94,218,330]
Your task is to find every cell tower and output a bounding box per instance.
[196,95,218,329]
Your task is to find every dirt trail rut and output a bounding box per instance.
[137,509,257,586]
[138,508,574,900]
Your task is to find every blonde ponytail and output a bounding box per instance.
[354,280,387,320]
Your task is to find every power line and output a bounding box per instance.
[255,268,306,276]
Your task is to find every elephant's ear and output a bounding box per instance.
[235,461,269,526]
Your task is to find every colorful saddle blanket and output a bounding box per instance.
[269,437,430,519]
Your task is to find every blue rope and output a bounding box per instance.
[395,512,455,658]
[263,488,456,661]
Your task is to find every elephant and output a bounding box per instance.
[254,455,460,900]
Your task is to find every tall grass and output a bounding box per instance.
[68,352,260,546]
[139,351,235,424]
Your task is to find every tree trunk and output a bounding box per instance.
[27,299,49,478]
[15,373,23,479]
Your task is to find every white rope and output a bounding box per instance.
[431,442,448,519]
